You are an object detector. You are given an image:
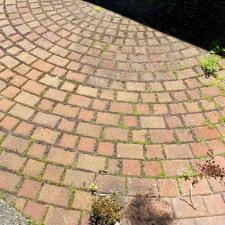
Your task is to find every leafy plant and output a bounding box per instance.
[200,55,219,77]
[210,41,225,56]
[90,183,98,194]
[90,194,121,225]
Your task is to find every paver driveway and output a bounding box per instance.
[0,0,225,224]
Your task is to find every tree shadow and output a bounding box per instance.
[84,0,225,51]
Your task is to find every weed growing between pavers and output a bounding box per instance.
[200,54,219,77]
[124,194,173,225]
[203,120,216,129]
[200,41,224,77]
[90,182,98,194]
[89,193,121,225]
[218,115,225,124]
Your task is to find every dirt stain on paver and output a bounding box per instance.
[125,194,173,225]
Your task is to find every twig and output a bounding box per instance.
[179,184,196,210]
[189,184,196,210]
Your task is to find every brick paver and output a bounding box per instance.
[0,0,224,224]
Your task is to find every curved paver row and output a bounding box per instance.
[0,0,225,224]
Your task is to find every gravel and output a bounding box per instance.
[0,200,28,225]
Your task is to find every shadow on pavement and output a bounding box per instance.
[85,0,225,51]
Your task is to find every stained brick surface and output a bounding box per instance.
[0,0,224,223]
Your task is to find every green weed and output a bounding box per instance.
[200,55,219,77]
[210,41,225,56]
[203,120,216,129]
[218,116,225,124]
[94,6,102,12]
[90,182,98,194]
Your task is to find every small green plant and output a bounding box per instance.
[118,122,125,129]
[28,219,36,225]
[0,136,5,144]
[210,41,225,56]
[94,6,102,12]
[200,55,219,77]
[218,116,225,124]
[203,120,216,129]
[0,191,4,200]
[90,194,121,225]
[115,72,120,81]
[89,183,98,194]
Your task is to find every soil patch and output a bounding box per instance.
[124,194,173,225]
